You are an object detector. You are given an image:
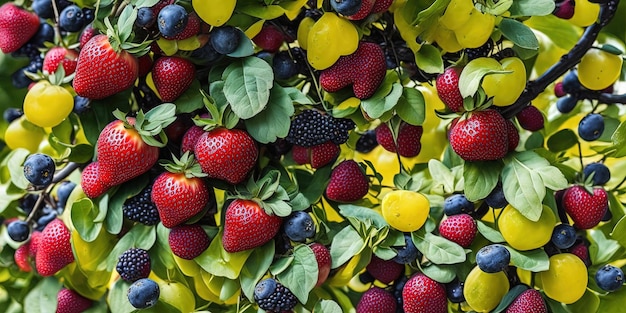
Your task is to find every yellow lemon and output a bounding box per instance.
[381,190,430,232]
[538,253,588,304]
[464,265,510,312]
[498,204,556,251]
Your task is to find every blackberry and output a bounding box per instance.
[464,38,494,60]
[493,47,516,61]
[355,129,378,153]
[123,185,160,226]
[286,110,354,147]
[254,278,298,313]
[116,248,151,282]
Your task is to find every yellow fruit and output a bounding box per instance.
[307,12,359,70]
[482,57,527,106]
[454,9,495,48]
[538,253,588,304]
[23,80,73,128]
[498,204,556,251]
[151,274,196,313]
[297,16,315,50]
[568,0,600,28]
[464,266,510,312]
[381,190,430,232]
[439,0,474,30]
[4,115,45,153]
[173,255,201,277]
[433,25,463,53]
[192,0,235,26]
[577,48,623,91]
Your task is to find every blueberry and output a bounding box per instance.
[254,278,277,300]
[596,264,624,292]
[443,194,474,216]
[73,95,91,114]
[32,0,54,19]
[190,42,222,65]
[3,108,23,123]
[583,162,611,186]
[355,129,378,153]
[561,70,581,94]
[475,244,510,273]
[127,278,160,309]
[30,23,55,47]
[556,95,578,113]
[578,113,604,141]
[485,183,507,209]
[59,5,86,32]
[23,153,56,187]
[272,51,299,80]
[284,211,315,242]
[56,181,76,208]
[445,279,465,303]
[256,51,274,64]
[82,8,95,23]
[551,223,577,249]
[210,26,241,55]
[157,4,188,38]
[136,7,156,28]
[330,0,362,16]
[20,194,38,215]
[392,234,421,264]
[35,211,57,231]
[11,68,33,89]
[7,220,31,242]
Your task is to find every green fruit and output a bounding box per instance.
[464,265,510,312]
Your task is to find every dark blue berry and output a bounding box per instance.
[284,211,315,242]
[475,244,510,273]
[20,194,38,215]
[56,181,76,208]
[23,153,56,187]
[190,42,222,65]
[7,220,31,242]
[485,183,507,209]
[117,248,151,282]
[556,95,578,113]
[3,108,23,123]
[73,95,91,114]
[254,278,298,312]
[82,8,94,23]
[157,4,188,38]
[596,264,624,292]
[59,5,86,32]
[123,185,160,226]
[32,0,54,19]
[11,68,33,89]
[551,223,577,249]
[127,278,160,309]
[136,7,156,28]
[583,162,611,185]
[561,70,581,94]
[329,0,362,16]
[35,211,57,231]
[602,207,612,222]
[446,279,465,303]
[256,51,274,64]
[273,51,299,80]
[443,194,474,216]
[578,113,604,141]
[30,23,55,47]
[355,129,378,153]
[392,234,420,264]
[210,26,241,55]
[465,39,494,61]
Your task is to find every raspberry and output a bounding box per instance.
[254,278,298,313]
[286,110,355,147]
[123,185,160,226]
[116,248,151,282]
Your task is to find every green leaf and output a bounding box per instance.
[567,289,600,313]
[173,80,204,114]
[226,28,255,58]
[476,220,505,243]
[108,280,135,313]
[106,224,156,271]
[459,57,508,98]
[508,0,556,16]
[315,300,343,313]
[504,246,549,271]
[463,161,501,202]
[492,285,529,313]
[361,82,403,119]
[294,167,331,204]
[116,6,137,43]
[196,232,254,279]
[330,226,365,268]
[134,0,160,7]
[589,229,621,264]
[150,224,177,274]
[480,0,513,15]
[412,230,466,264]
[421,263,457,283]
[395,87,426,126]
[70,198,102,242]
[240,241,275,301]
[611,120,626,157]
[415,44,444,73]
[524,15,579,50]
[338,204,388,229]
[24,277,62,313]
[223,57,274,119]
[277,245,319,303]
[547,129,578,152]
[428,159,455,194]
[499,18,539,50]
[610,215,626,247]
[7,148,30,189]
[238,4,285,19]
[244,84,294,143]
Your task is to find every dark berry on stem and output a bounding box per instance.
[556,95,578,113]
[272,51,299,80]
[210,26,241,55]
[136,7,156,28]
[330,0,362,16]
[123,185,160,226]
[443,194,474,216]
[7,220,30,242]
[56,181,76,208]
[392,234,420,264]
[475,244,510,273]
[59,5,86,32]
[23,153,55,187]
[446,279,465,303]
[31,0,54,19]
[158,4,188,38]
[578,113,604,141]
[11,68,32,89]
[562,70,581,94]
[128,278,160,309]
[485,183,507,209]
[254,278,298,312]
[117,248,151,282]
[284,211,315,242]
[355,129,378,153]
[583,162,611,185]
[35,211,57,231]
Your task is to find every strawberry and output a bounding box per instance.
[252,24,285,53]
[168,224,211,259]
[562,185,608,229]
[79,24,98,49]
[168,12,201,40]
[181,125,205,153]
[366,255,405,284]
[35,219,74,276]
[137,54,153,78]
[80,162,111,199]
[346,0,376,20]
[448,109,509,161]
[152,56,196,102]
[436,66,464,112]
[28,230,42,258]
[505,289,547,313]
[569,241,591,267]
[310,243,331,287]
[402,273,447,313]
[372,0,395,13]
[0,3,40,53]
[516,105,544,131]
[56,288,93,313]
[73,34,138,99]
[222,199,282,253]
[506,119,520,152]
[292,141,340,168]
[375,122,423,157]
[325,160,369,202]
[14,243,32,272]
[438,214,477,248]
[356,287,397,313]
[42,47,79,75]
[152,153,210,228]
[194,128,258,185]
[320,41,386,99]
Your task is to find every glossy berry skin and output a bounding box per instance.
[272,51,299,80]
[222,199,282,253]
[210,26,240,54]
[325,160,369,202]
[254,278,298,312]
[563,185,608,230]
[136,7,156,28]
[152,172,210,228]
[151,56,196,102]
[505,289,547,313]
[578,113,605,141]
[595,264,624,292]
[366,255,404,284]
[180,125,205,154]
[402,273,447,313]
[438,214,477,248]
[516,105,544,131]
[31,0,54,19]
[443,194,474,216]
[583,162,611,186]
[23,153,55,187]
[168,224,210,259]
[561,70,581,94]
[355,129,378,153]
[0,3,40,54]
[42,46,79,75]
[330,0,362,16]
[393,234,420,264]
[553,0,575,19]
[375,122,423,158]
[556,95,578,113]
[56,181,76,208]
[116,248,151,282]
[356,287,397,313]
[128,278,160,309]
[310,243,331,287]
[157,4,188,38]
[446,280,465,303]
[73,95,91,114]
[80,162,110,199]
[123,184,160,226]
[346,0,375,20]
[449,109,509,162]
[284,211,315,242]
[7,220,30,242]
[436,66,464,112]
[291,141,340,169]
[485,183,508,209]
[551,223,577,249]
[56,288,93,313]
[59,5,86,32]
[3,108,22,123]
[475,244,510,273]
[252,25,285,53]
[35,219,74,276]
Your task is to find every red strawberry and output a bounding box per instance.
[181,125,205,153]
[28,231,42,258]
[449,109,509,161]
[569,241,591,267]
[56,288,93,313]
[506,120,519,152]
[375,122,423,157]
[320,41,386,99]
[42,47,79,75]
[357,287,397,313]
[35,219,74,276]
[152,56,195,102]
[73,34,138,99]
[137,54,153,77]
[252,24,285,53]
[79,24,98,49]
[168,12,201,40]
[310,243,331,287]
[372,0,395,13]
[366,255,404,284]
[292,141,340,168]
[436,66,464,112]
[151,0,175,16]
[0,3,40,53]
[402,273,447,313]
[562,185,608,229]
[194,128,258,185]
[346,0,376,20]
[438,214,477,248]
[152,171,210,228]
[14,243,32,272]
[516,105,544,131]
[168,224,211,259]
[506,289,547,313]
[222,199,282,253]
[325,160,369,202]
[80,162,111,199]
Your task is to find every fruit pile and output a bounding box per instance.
[1,0,626,312]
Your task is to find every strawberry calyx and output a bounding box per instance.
[193,89,240,131]
[112,103,177,147]
[160,151,208,179]
[103,6,152,56]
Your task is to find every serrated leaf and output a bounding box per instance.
[463,161,501,201]
[277,245,319,303]
[223,57,274,119]
[412,231,466,264]
[244,83,294,143]
[499,18,539,50]
[330,226,365,268]
[504,246,549,271]
[338,204,388,229]
[476,220,505,243]
[396,87,425,126]
[459,58,508,98]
